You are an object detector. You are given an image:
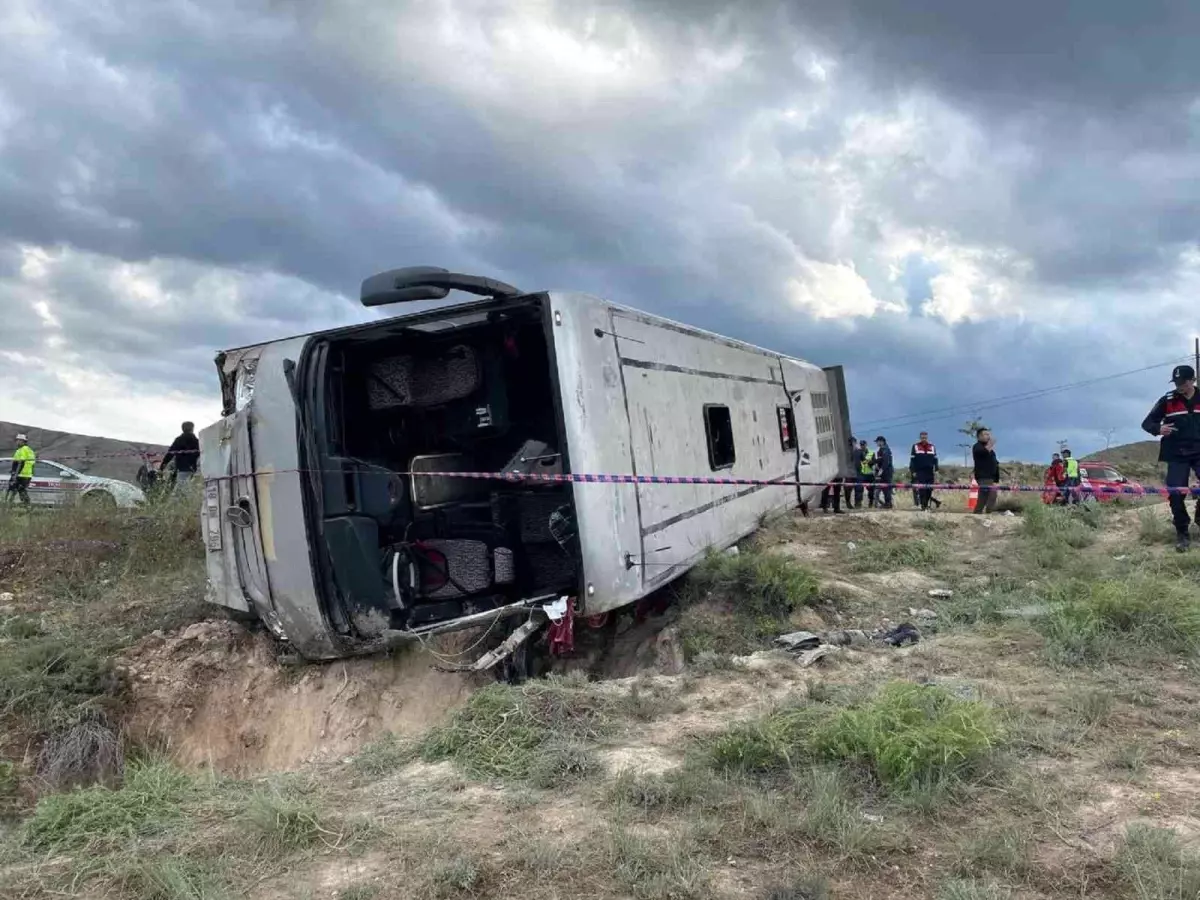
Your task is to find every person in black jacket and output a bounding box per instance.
[972,427,1000,515]
[161,422,200,492]
[909,431,940,511]
[1142,364,1200,551]
[874,435,895,509]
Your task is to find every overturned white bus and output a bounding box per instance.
[200,267,851,664]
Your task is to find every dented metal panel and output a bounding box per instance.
[545,293,645,615]
[548,292,842,617]
[201,335,341,658]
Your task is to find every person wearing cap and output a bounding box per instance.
[873,435,895,509]
[1062,449,1081,505]
[1142,364,1200,551]
[909,431,940,511]
[7,434,35,507]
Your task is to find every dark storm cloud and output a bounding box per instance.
[783,0,1200,287]
[787,0,1200,112]
[0,0,1195,454]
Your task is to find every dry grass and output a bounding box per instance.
[7,473,1200,900]
[0,498,208,809]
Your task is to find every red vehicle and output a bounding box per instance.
[1079,461,1142,502]
[1042,460,1142,504]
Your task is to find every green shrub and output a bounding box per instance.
[110,856,230,900]
[678,550,819,658]
[709,683,1001,794]
[351,732,414,777]
[244,788,330,856]
[1039,574,1200,665]
[1139,508,1176,545]
[686,550,819,618]
[0,636,120,727]
[815,683,1000,791]
[709,706,826,776]
[1021,503,1100,551]
[845,539,945,573]
[419,675,619,782]
[21,759,192,852]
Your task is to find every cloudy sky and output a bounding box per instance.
[2,0,1198,462]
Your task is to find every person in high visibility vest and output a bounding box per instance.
[1062,449,1081,505]
[6,433,35,507]
[853,439,875,509]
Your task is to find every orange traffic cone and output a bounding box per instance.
[967,478,979,512]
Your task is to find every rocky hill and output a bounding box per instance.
[0,422,167,483]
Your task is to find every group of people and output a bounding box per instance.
[819,426,1013,516]
[820,431,944,513]
[1041,448,1083,507]
[5,423,201,508]
[815,360,1200,546]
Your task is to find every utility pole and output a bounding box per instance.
[1056,439,1069,455]
[1099,428,1116,452]
[957,442,971,465]
[1194,337,1198,378]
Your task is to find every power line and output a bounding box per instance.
[852,355,1188,434]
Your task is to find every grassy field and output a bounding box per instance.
[3,493,1200,899]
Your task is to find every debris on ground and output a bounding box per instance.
[774,621,922,658]
[774,630,821,652]
[879,623,921,647]
[822,629,871,648]
[908,607,937,620]
[928,588,953,599]
[795,646,836,667]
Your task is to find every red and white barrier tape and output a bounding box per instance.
[197,468,1194,497]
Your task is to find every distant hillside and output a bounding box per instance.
[1083,440,1163,484]
[0,422,167,483]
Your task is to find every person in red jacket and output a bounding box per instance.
[1142,364,1200,551]
[909,431,940,511]
[1045,453,1066,505]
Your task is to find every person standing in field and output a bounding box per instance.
[1141,364,1200,552]
[972,427,1000,515]
[6,433,35,507]
[1061,449,1081,505]
[853,439,874,509]
[874,435,895,509]
[161,422,201,492]
[909,431,939,511]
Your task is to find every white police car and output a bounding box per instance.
[2,457,146,508]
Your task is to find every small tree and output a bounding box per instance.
[958,418,985,441]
